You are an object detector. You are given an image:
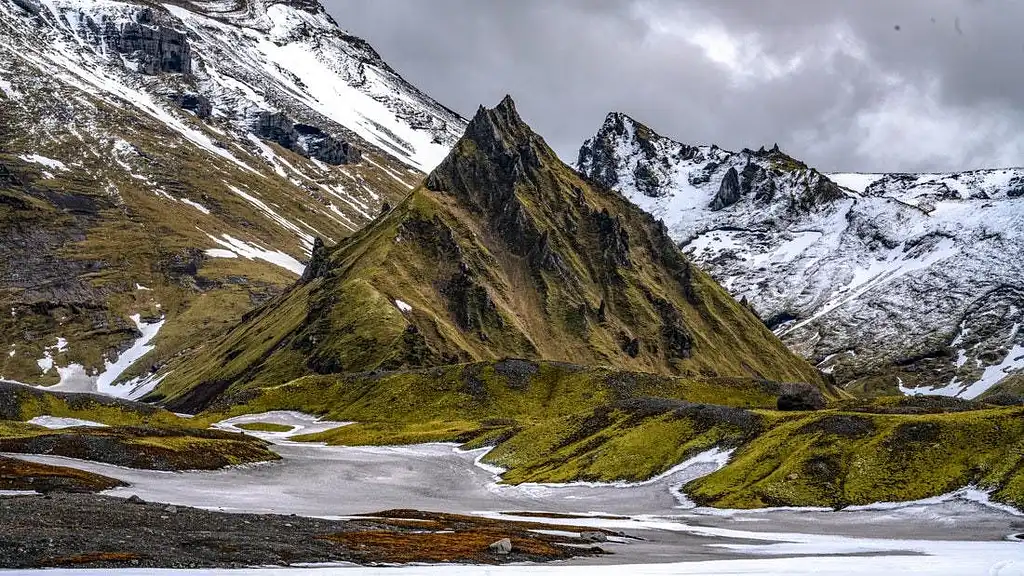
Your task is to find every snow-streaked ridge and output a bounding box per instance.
[577,112,1024,396]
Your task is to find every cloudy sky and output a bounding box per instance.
[325,1,1024,173]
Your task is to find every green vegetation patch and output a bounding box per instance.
[0,382,195,429]
[685,406,1024,510]
[0,426,280,471]
[235,422,294,433]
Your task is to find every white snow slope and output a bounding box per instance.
[577,112,1024,397]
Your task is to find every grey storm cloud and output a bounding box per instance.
[323,0,1024,173]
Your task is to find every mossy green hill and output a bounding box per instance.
[157,97,825,411]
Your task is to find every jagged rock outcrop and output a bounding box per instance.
[88,8,193,75]
[577,112,699,199]
[252,112,360,165]
[299,237,329,284]
[709,167,741,210]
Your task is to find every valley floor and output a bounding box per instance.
[2,430,1022,573]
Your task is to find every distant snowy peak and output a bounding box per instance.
[830,169,1024,210]
[7,0,465,172]
[578,112,1024,400]
[577,112,719,199]
[576,112,845,229]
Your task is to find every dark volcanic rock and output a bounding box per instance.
[299,237,329,284]
[170,93,211,119]
[0,495,607,569]
[98,10,192,75]
[252,112,360,165]
[709,167,741,210]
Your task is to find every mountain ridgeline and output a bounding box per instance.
[576,112,1024,399]
[157,97,824,411]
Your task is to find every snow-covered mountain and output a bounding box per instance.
[0,0,466,391]
[577,112,1024,398]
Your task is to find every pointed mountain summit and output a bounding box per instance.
[157,97,824,411]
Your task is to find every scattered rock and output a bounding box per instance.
[126,495,145,505]
[488,538,513,555]
[162,505,178,514]
[580,531,607,543]
[777,384,826,411]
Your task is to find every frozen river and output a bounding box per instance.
[4,411,1024,574]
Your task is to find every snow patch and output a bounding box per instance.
[827,172,884,193]
[27,416,107,429]
[394,299,413,313]
[44,314,165,399]
[205,233,305,276]
[178,197,211,215]
[19,154,68,171]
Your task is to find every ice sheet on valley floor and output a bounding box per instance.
[211,411,351,439]
[26,416,107,429]
[1,554,1021,575]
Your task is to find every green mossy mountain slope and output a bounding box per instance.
[159,97,825,411]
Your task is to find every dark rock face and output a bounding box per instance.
[11,0,40,15]
[294,123,360,165]
[593,208,631,269]
[170,93,211,119]
[99,10,192,75]
[576,130,620,190]
[252,113,360,165]
[777,384,827,411]
[709,167,741,210]
[441,263,501,334]
[740,162,776,203]
[300,237,329,284]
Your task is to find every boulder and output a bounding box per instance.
[488,538,513,555]
[777,384,826,411]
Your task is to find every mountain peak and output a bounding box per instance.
[161,100,823,409]
[426,96,555,216]
[460,95,540,164]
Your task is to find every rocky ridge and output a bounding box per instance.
[577,112,1024,397]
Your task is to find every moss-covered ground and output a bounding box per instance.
[199,363,1024,510]
[235,422,294,433]
[0,383,276,470]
